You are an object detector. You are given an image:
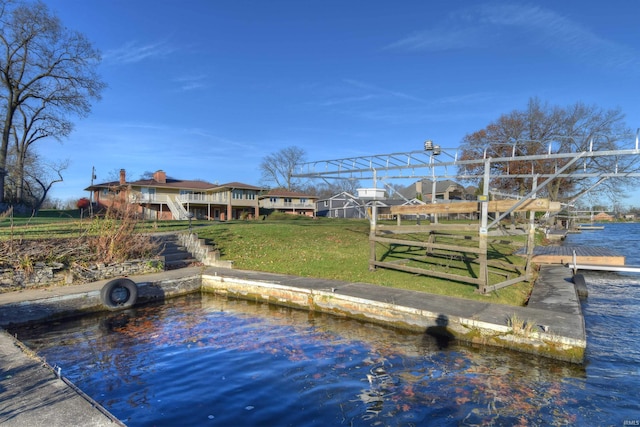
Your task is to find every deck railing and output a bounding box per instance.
[177,193,229,203]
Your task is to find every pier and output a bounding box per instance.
[528,244,640,275]
[528,245,625,266]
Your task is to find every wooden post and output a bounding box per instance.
[525,176,538,280]
[525,209,536,280]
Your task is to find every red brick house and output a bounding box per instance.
[85,169,261,220]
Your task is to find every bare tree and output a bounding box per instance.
[4,148,67,210]
[459,98,635,204]
[24,156,68,211]
[260,146,307,191]
[0,0,105,203]
[304,178,361,199]
[10,102,72,202]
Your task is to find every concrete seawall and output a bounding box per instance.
[200,265,585,364]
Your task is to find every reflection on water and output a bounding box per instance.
[15,292,590,426]
[10,224,640,426]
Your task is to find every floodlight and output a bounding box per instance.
[424,140,434,150]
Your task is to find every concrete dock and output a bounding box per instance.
[0,264,585,426]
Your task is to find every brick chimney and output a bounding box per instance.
[119,169,126,185]
[153,170,167,184]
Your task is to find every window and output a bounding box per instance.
[141,187,156,201]
[300,198,307,204]
[270,197,278,203]
[232,189,243,199]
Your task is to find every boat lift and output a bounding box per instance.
[293,132,640,292]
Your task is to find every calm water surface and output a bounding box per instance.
[11,223,640,426]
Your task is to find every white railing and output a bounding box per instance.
[177,193,229,204]
[166,196,190,220]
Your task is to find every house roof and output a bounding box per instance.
[315,191,359,203]
[85,177,261,193]
[133,178,215,190]
[259,189,318,199]
[215,182,263,191]
[85,178,217,192]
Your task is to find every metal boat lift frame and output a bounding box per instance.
[293,132,640,293]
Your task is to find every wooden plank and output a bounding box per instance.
[376,223,479,234]
[481,275,529,293]
[489,199,558,212]
[371,235,483,254]
[371,260,484,286]
[532,254,625,265]
[391,201,478,215]
[391,198,561,215]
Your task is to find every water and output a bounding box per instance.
[10,223,640,426]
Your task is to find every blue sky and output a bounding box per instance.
[39,0,640,206]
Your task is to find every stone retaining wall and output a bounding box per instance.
[0,259,164,292]
[177,232,233,268]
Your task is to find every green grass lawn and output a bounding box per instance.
[1,212,535,306]
[196,217,535,306]
[0,210,194,239]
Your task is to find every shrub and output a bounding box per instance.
[85,201,159,264]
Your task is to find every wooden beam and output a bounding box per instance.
[371,260,484,286]
[376,223,479,234]
[391,201,478,215]
[371,235,484,254]
[391,198,561,215]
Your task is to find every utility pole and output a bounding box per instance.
[89,166,96,216]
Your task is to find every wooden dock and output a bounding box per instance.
[527,246,625,266]
[526,246,640,274]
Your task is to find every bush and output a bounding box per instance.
[267,211,313,221]
[86,202,159,263]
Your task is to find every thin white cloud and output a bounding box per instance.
[344,79,429,104]
[317,94,377,107]
[173,74,208,91]
[387,3,638,69]
[387,26,493,52]
[103,40,176,64]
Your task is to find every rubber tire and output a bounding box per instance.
[100,278,138,310]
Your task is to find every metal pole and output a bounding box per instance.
[479,158,490,293]
[369,170,378,271]
[431,173,438,224]
[525,176,538,280]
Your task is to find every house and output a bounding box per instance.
[316,192,367,218]
[258,189,318,217]
[593,212,614,222]
[85,169,261,220]
[400,179,466,203]
[316,191,428,220]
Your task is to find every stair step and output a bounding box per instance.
[152,233,200,271]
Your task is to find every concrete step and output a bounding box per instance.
[152,234,201,270]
